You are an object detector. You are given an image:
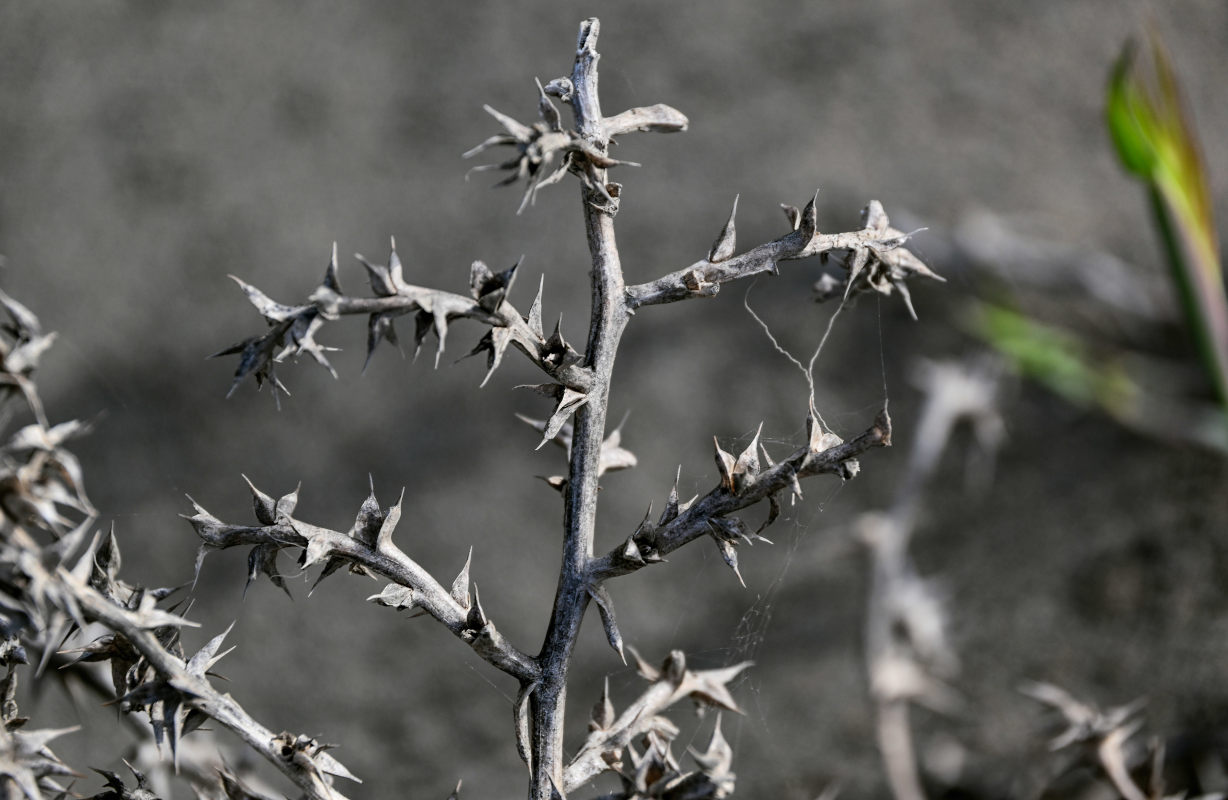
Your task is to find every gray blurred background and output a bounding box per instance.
[2,2,1227,798]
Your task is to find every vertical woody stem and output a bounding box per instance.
[529,18,630,800]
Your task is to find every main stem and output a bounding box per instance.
[529,19,629,800]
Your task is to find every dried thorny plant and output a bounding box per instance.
[0,18,966,800]
[3,17,1225,800]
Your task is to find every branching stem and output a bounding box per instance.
[530,19,632,799]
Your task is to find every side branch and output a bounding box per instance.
[215,242,592,403]
[563,652,749,794]
[625,197,941,319]
[589,407,891,583]
[315,286,591,390]
[626,229,810,308]
[186,484,540,683]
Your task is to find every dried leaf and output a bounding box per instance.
[464,103,628,213]
[800,189,819,240]
[542,316,570,368]
[322,241,342,294]
[689,713,734,780]
[367,583,417,610]
[365,311,403,370]
[515,681,538,769]
[659,466,682,525]
[661,651,687,685]
[708,195,738,263]
[1021,681,1146,751]
[230,276,305,323]
[186,622,236,677]
[780,203,801,231]
[465,584,488,630]
[541,388,589,449]
[713,438,737,493]
[677,662,751,714]
[730,423,762,494]
[713,537,744,587]
[469,258,521,314]
[463,326,514,388]
[599,420,637,475]
[212,286,317,403]
[374,488,405,553]
[245,544,290,599]
[633,504,655,540]
[275,483,300,520]
[628,646,660,682]
[89,527,122,597]
[814,201,943,317]
[451,547,473,609]
[242,475,277,526]
[192,543,215,590]
[298,531,333,571]
[589,677,614,732]
[619,534,645,566]
[603,103,689,136]
[355,239,403,298]
[758,492,781,535]
[350,478,385,548]
[307,555,349,595]
[526,275,545,339]
[481,104,533,141]
[412,309,434,361]
[587,584,625,664]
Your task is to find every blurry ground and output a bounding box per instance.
[1,2,1227,799]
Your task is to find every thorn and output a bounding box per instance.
[801,189,820,239]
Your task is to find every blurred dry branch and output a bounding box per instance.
[859,360,1003,800]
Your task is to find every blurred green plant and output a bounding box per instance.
[1107,35,1228,415]
[973,33,1228,452]
[969,303,1135,416]
[969,301,1228,451]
